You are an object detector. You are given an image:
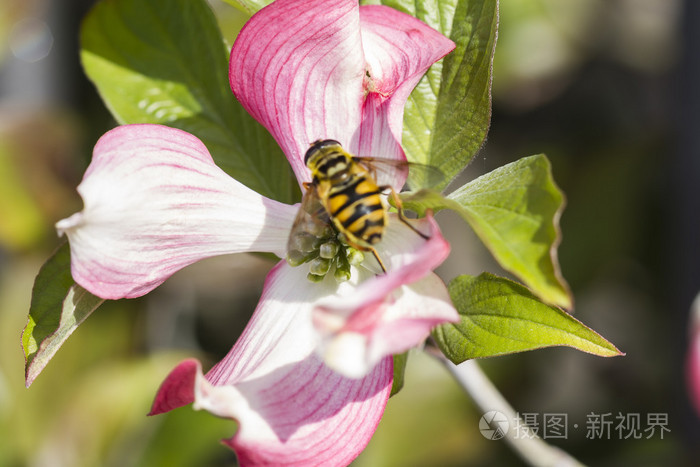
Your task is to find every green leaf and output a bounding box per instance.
[80,0,297,204]
[433,273,622,363]
[390,352,408,397]
[362,0,498,190]
[402,154,572,309]
[431,0,498,186]
[22,243,104,387]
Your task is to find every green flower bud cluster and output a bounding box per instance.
[286,223,364,283]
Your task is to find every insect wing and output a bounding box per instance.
[354,157,444,191]
[286,187,333,264]
[405,162,445,191]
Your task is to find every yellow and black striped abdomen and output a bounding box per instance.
[324,173,386,248]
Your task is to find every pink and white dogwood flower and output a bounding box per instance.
[57,0,456,464]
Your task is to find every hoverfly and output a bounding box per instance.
[286,139,439,278]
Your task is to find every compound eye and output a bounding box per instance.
[305,139,342,165]
[304,146,315,165]
[319,139,341,148]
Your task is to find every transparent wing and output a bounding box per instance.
[354,157,444,191]
[405,162,445,191]
[286,186,333,265]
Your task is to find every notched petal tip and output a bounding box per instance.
[55,212,84,237]
[148,358,200,416]
[354,5,456,174]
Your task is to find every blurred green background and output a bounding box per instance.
[1,0,697,465]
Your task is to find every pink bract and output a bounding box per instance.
[230,0,454,189]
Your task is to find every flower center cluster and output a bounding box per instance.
[286,220,364,283]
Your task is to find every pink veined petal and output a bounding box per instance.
[150,261,393,466]
[230,0,455,191]
[313,214,459,377]
[56,124,297,300]
[321,273,457,378]
[229,0,366,184]
[357,6,456,188]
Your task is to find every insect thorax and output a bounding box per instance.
[308,151,353,182]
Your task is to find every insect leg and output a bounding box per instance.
[383,187,430,240]
[342,237,388,274]
[369,247,387,273]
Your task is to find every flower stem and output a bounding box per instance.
[429,352,585,467]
